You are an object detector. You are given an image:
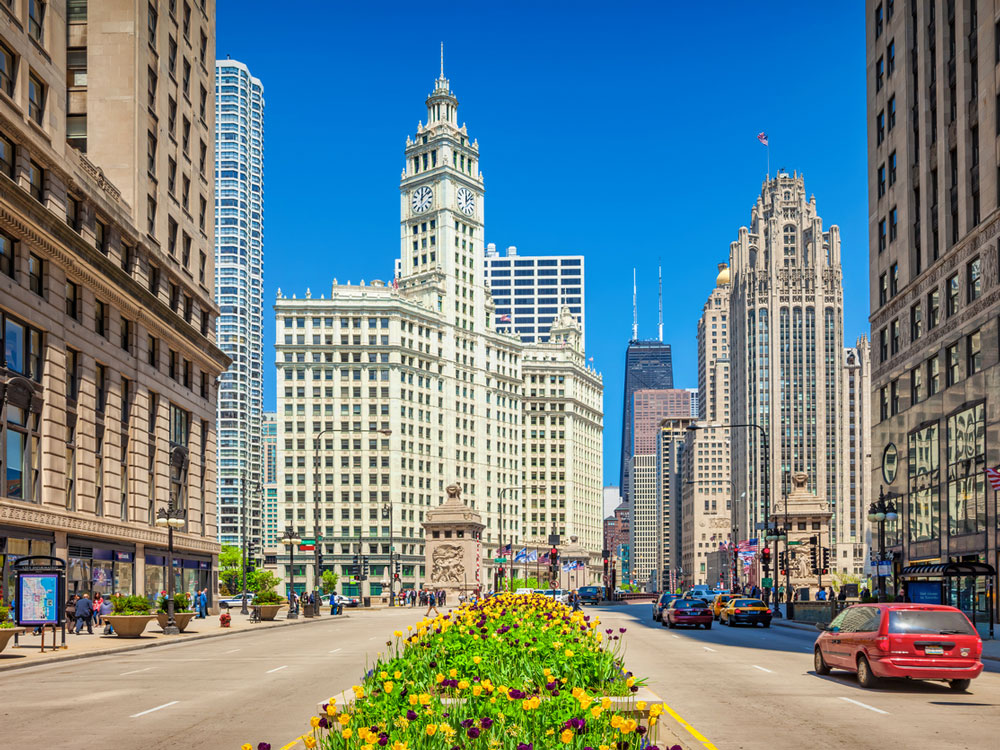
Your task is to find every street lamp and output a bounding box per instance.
[312,427,391,605]
[281,526,303,618]
[869,486,899,603]
[155,446,188,635]
[382,500,395,607]
[240,473,261,616]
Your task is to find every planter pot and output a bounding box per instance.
[0,627,25,653]
[155,612,196,632]
[103,615,156,638]
[256,604,284,621]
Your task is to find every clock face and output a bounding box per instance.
[881,443,898,485]
[457,187,475,216]
[411,186,432,214]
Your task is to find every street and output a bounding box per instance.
[1,604,998,750]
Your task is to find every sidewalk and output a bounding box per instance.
[0,610,346,673]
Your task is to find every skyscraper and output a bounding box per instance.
[214,60,265,554]
[631,389,695,455]
[838,338,871,575]
[619,340,674,501]
[483,243,585,344]
[867,1,998,619]
[729,172,847,551]
[262,411,279,552]
[0,1,228,600]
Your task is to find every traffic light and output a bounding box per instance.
[821,547,830,574]
[778,551,787,575]
[549,547,559,566]
[810,544,819,573]
[760,547,771,567]
[361,556,370,581]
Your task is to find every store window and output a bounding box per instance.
[946,403,986,535]
[2,380,41,502]
[907,423,939,542]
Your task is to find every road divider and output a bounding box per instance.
[130,701,178,718]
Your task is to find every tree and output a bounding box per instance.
[250,569,281,594]
[321,569,339,594]
[219,545,244,596]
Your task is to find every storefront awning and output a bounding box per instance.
[901,562,996,577]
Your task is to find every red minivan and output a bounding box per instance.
[813,603,983,691]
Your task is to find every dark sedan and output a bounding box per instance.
[664,598,713,629]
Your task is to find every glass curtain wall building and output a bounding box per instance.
[214,60,265,553]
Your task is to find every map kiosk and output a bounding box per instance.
[13,556,67,652]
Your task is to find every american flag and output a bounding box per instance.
[392,277,399,290]
[498,314,511,323]
[738,538,759,552]
[498,544,512,555]
[757,132,768,146]
[987,466,1000,492]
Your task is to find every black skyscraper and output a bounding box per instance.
[619,340,674,501]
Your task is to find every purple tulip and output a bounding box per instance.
[406,710,417,721]
[517,744,533,750]
[257,745,271,750]
[481,718,494,729]
[468,727,481,739]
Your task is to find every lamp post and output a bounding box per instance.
[312,428,391,602]
[382,500,395,607]
[764,524,786,617]
[155,446,188,635]
[281,526,302,618]
[869,486,899,603]
[240,472,261,616]
[497,486,524,592]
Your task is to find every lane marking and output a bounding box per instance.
[839,697,889,715]
[280,736,308,750]
[131,701,179,718]
[703,646,717,653]
[329,648,342,653]
[752,665,773,673]
[658,700,719,750]
[266,665,288,674]
[224,648,241,654]
[672,634,680,639]
[119,667,153,675]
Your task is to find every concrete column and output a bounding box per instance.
[135,542,145,598]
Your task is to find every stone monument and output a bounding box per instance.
[770,472,833,601]
[422,484,485,597]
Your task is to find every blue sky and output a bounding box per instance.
[217,1,868,487]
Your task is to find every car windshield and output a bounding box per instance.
[732,599,764,607]
[888,609,976,635]
[580,587,599,594]
[674,599,706,607]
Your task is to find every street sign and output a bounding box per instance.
[787,541,803,545]
[494,557,507,563]
[755,523,766,530]
[762,577,773,587]
[877,562,891,577]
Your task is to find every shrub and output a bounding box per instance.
[254,589,282,605]
[157,591,193,614]
[0,598,13,629]
[110,594,151,616]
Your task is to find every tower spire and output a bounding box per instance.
[440,42,444,78]
[632,268,638,341]
[658,265,663,342]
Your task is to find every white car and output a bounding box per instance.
[534,588,570,604]
[218,593,255,610]
[514,588,534,595]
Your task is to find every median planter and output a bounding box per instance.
[0,627,25,653]
[103,615,156,638]
[155,612,196,632]
[256,604,284,621]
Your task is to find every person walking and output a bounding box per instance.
[74,592,94,635]
[100,596,114,634]
[424,588,440,617]
[815,587,827,601]
[92,594,103,627]
[199,589,209,618]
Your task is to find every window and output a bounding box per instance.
[879,327,888,361]
[889,262,898,296]
[890,378,899,415]
[946,403,986,535]
[199,30,207,65]
[967,257,981,302]
[2,311,43,381]
[877,164,885,197]
[148,335,159,368]
[0,132,14,178]
[148,2,157,40]
[95,300,107,338]
[910,365,923,405]
[28,161,43,202]
[149,264,160,295]
[168,96,176,133]
[887,39,895,76]
[199,140,207,174]
[147,196,156,235]
[907,423,939,542]
[147,66,157,109]
[2,377,41,500]
[946,273,959,316]
[181,233,190,268]
[65,280,80,319]
[879,385,888,420]
[876,111,885,145]
[95,363,106,412]
[0,40,16,96]
[928,289,940,328]
[878,273,887,306]
[66,115,86,152]
[891,318,900,355]
[121,318,132,353]
[147,131,157,174]
[198,196,206,230]
[66,348,79,400]
[888,95,896,129]
[199,85,207,121]
[28,0,45,43]
[28,73,45,125]
[95,220,107,253]
[910,302,922,340]
[0,231,12,279]
[878,218,886,253]
[181,175,189,208]
[28,253,43,296]
[167,216,177,256]
[167,157,176,194]
[889,207,897,241]
[182,117,190,151]
[967,330,982,375]
[182,58,190,96]
[946,342,960,386]
[876,56,884,91]
[888,151,896,185]
[121,244,133,274]
[875,3,882,38]
[198,250,206,283]
[168,36,177,75]
[928,355,940,396]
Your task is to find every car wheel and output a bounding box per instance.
[949,679,971,692]
[705,621,712,630]
[762,621,770,628]
[667,618,675,629]
[814,648,831,675]
[856,655,879,689]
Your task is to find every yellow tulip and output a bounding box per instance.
[383,681,395,694]
[626,677,635,687]
[392,742,409,750]
[426,724,438,736]
[303,738,317,749]
[435,673,445,684]
[418,693,431,705]
[472,685,483,696]
[408,694,418,706]
[242,745,253,750]
[394,670,402,679]
[473,656,482,664]
[458,680,470,690]
[338,713,352,726]
[636,700,647,711]
[449,668,458,677]
[393,630,403,637]
[560,729,574,744]
[380,670,389,679]
[590,706,603,719]
[310,716,320,728]
[343,729,353,740]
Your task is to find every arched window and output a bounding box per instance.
[783,224,796,266]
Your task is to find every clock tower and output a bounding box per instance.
[399,52,486,331]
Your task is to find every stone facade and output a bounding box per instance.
[423,484,484,595]
[771,473,832,600]
[0,1,228,604]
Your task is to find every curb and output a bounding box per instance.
[0,614,348,674]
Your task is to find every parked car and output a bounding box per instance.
[652,592,678,622]
[664,598,713,629]
[218,593,255,610]
[534,589,570,604]
[515,588,535,595]
[813,603,983,691]
[578,586,602,605]
[711,593,737,620]
[720,598,772,627]
[320,594,360,608]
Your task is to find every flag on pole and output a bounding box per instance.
[527,550,538,562]
[498,543,512,555]
[392,277,399,290]
[498,314,511,323]
[757,132,768,146]
[514,547,529,563]
[986,465,1000,491]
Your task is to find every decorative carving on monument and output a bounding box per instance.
[432,544,465,583]
[792,547,813,581]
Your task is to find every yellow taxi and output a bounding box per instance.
[719,597,773,628]
[711,593,736,620]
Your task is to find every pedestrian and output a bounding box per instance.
[100,596,114,634]
[837,587,847,602]
[198,589,208,618]
[815,587,827,601]
[74,592,94,634]
[425,588,440,617]
[92,593,103,627]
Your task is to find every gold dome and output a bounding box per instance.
[716,262,730,286]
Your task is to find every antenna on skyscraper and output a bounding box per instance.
[632,268,638,341]
[440,42,444,77]
[657,264,663,342]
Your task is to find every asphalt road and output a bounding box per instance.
[2,603,997,750]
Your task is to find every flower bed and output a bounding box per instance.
[243,593,680,750]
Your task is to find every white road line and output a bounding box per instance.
[703,646,717,652]
[130,701,178,718]
[752,665,773,673]
[266,665,288,674]
[224,648,241,654]
[672,635,680,639]
[329,648,342,653]
[119,667,153,676]
[839,697,889,715]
